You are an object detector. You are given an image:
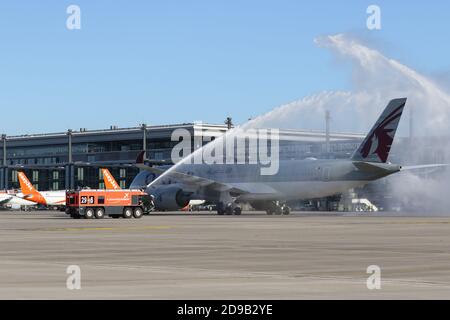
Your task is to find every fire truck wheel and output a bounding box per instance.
[95,208,105,219]
[133,207,144,219]
[123,207,133,219]
[85,208,95,219]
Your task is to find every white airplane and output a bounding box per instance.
[0,192,11,204]
[17,172,66,206]
[0,190,36,209]
[134,98,447,215]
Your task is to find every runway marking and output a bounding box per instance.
[18,225,173,232]
[2,259,450,291]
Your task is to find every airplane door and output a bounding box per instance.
[322,167,331,181]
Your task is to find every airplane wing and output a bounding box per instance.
[0,195,12,205]
[135,163,166,176]
[135,151,248,194]
[142,163,246,193]
[135,151,168,174]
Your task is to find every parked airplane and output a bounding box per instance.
[0,192,11,205]
[17,172,66,206]
[2,169,119,209]
[0,190,36,209]
[135,98,446,215]
[102,168,121,190]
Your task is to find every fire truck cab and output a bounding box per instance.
[66,189,152,219]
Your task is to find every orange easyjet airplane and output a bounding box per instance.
[17,172,66,206]
[16,169,120,207]
[101,168,121,190]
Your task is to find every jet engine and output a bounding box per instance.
[152,186,190,211]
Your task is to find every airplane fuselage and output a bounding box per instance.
[148,159,401,203]
[17,191,66,206]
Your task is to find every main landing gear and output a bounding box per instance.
[265,202,291,215]
[217,202,242,216]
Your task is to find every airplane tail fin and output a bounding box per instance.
[18,172,39,196]
[351,98,407,163]
[102,168,121,190]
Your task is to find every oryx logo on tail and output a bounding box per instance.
[352,98,406,163]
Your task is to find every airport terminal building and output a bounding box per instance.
[1,122,448,211]
[0,124,227,191]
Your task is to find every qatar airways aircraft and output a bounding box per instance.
[134,98,446,215]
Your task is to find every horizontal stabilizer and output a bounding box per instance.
[353,161,401,174]
[401,164,448,171]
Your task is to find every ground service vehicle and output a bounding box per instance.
[66,189,152,219]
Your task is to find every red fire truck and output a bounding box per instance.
[66,189,152,219]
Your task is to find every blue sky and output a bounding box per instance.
[1,1,450,135]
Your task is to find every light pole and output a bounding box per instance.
[325,110,331,156]
[225,117,233,130]
[66,129,74,189]
[141,123,147,160]
[67,129,73,164]
[2,134,7,190]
